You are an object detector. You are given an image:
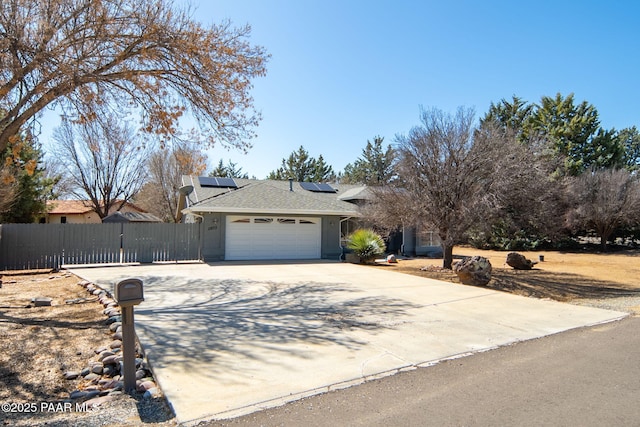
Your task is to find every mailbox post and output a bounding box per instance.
[114,278,144,394]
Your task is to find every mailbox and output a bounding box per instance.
[115,278,144,306]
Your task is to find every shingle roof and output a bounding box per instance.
[46,200,94,214]
[181,176,365,216]
[102,211,162,223]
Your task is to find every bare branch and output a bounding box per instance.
[0,0,268,153]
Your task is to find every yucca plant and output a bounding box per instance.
[346,229,386,263]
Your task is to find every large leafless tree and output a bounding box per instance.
[52,115,148,218]
[0,0,268,154]
[566,168,640,250]
[370,107,526,269]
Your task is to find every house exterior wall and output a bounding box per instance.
[194,212,344,261]
[321,216,342,260]
[402,226,442,257]
[45,205,144,224]
[201,213,225,261]
[402,225,417,256]
[47,213,101,224]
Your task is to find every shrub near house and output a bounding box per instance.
[347,229,386,264]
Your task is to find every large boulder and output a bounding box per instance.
[453,256,492,286]
[506,252,538,270]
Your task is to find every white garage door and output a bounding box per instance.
[225,216,322,260]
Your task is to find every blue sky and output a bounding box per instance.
[44,1,640,179]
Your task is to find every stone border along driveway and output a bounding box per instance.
[68,261,628,426]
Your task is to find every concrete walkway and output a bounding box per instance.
[69,261,627,426]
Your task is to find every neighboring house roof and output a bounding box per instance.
[102,211,162,223]
[46,200,95,215]
[46,200,147,215]
[180,176,366,217]
[337,186,374,202]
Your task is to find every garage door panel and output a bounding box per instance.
[225,216,321,260]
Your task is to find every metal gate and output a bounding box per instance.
[0,223,202,270]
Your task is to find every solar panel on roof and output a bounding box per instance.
[198,176,237,188]
[299,182,336,193]
[198,177,217,187]
[299,182,318,192]
[216,177,237,187]
[315,183,336,192]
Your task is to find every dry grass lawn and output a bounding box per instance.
[0,271,175,426]
[0,272,106,403]
[374,247,640,312]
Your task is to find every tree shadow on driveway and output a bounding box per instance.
[134,275,420,371]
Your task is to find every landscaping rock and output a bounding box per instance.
[81,367,91,377]
[84,395,115,408]
[70,390,89,400]
[109,340,122,349]
[91,363,104,375]
[454,256,492,286]
[99,379,123,390]
[84,373,100,381]
[109,322,122,332]
[69,389,100,400]
[143,387,161,399]
[101,355,119,365]
[63,371,80,380]
[105,315,121,325]
[102,365,116,377]
[112,331,123,341]
[137,380,156,392]
[99,350,115,361]
[31,297,53,307]
[506,252,538,270]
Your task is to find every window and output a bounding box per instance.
[232,218,250,223]
[300,219,316,224]
[254,218,273,224]
[277,218,296,224]
[60,216,67,224]
[417,229,440,247]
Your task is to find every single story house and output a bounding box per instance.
[178,176,441,261]
[42,200,149,224]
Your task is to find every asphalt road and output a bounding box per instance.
[208,316,640,427]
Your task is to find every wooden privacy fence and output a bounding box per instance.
[0,223,202,270]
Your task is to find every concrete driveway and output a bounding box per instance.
[69,261,627,426]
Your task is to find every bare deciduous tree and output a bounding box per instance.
[371,107,512,269]
[0,0,268,154]
[52,115,148,218]
[135,140,208,222]
[469,123,569,249]
[566,168,640,250]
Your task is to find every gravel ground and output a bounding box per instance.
[1,393,177,427]
[571,296,640,315]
